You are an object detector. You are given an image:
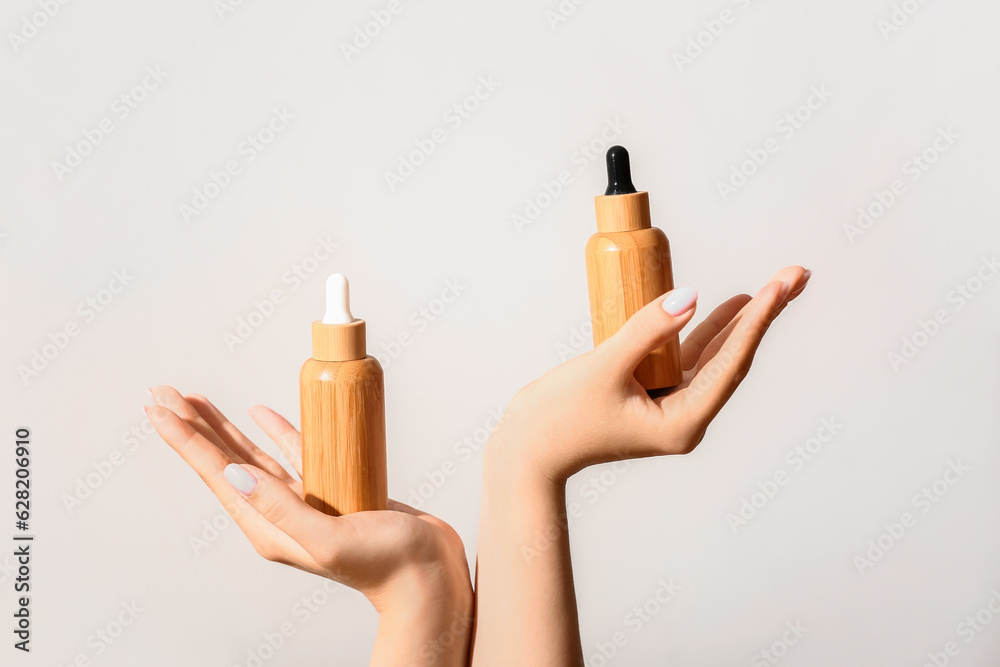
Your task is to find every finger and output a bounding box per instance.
[694,266,810,370]
[679,295,751,371]
[765,266,811,319]
[248,405,303,477]
[596,286,698,376]
[224,462,345,562]
[146,405,322,571]
[787,268,812,300]
[680,280,788,421]
[186,394,295,483]
[150,406,321,569]
[694,310,745,371]
[147,404,233,486]
[762,265,810,310]
[769,265,809,290]
[151,385,246,464]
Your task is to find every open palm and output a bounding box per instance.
[146,386,470,606]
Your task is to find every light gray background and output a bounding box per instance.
[2,0,999,665]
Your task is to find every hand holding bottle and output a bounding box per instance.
[472,266,810,665]
[489,265,811,482]
[146,387,472,666]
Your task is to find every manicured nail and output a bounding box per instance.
[789,270,812,299]
[225,464,257,495]
[778,281,791,301]
[146,387,153,398]
[144,405,162,427]
[662,286,697,316]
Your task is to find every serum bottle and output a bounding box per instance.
[586,146,682,391]
[300,273,388,515]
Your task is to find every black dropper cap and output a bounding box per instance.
[604,145,637,196]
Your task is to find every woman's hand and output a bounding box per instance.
[146,387,472,666]
[471,265,811,666]
[488,265,812,483]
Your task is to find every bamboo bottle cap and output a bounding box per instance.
[595,146,651,233]
[312,274,367,362]
[594,192,651,232]
[312,319,366,362]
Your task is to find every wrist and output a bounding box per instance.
[371,555,472,616]
[482,437,569,554]
[484,431,569,492]
[370,564,472,666]
[475,434,584,666]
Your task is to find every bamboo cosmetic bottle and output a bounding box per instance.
[586,146,682,391]
[300,273,387,515]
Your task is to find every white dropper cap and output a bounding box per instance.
[322,273,356,324]
[312,273,366,361]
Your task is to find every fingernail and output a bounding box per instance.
[225,464,257,495]
[142,405,151,422]
[144,405,162,427]
[778,281,791,301]
[662,286,698,316]
[789,270,812,299]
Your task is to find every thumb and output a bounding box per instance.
[597,286,698,374]
[224,463,339,559]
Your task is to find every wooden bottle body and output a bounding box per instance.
[585,227,682,390]
[300,355,387,515]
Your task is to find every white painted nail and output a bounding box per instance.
[224,464,257,495]
[662,286,698,316]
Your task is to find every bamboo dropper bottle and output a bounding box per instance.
[300,273,387,515]
[586,145,682,391]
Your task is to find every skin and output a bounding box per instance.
[471,265,812,666]
[145,388,473,666]
[146,264,809,664]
